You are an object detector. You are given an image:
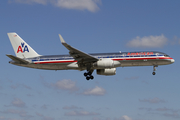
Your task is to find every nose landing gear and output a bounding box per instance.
[152,65,158,75]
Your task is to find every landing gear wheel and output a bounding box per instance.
[90,76,94,80]
[152,72,156,75]
[86,76,94,80]
[87,72,92,76]
[84,72,88,77]
[84,69,94,80]
[86,77,90,80]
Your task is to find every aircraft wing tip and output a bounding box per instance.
[59,34,66,43]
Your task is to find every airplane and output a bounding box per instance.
[6,33,175,80]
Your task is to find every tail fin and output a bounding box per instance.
[7,33,40,58]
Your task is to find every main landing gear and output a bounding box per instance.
[152,65,158,75]
[84,72,94,80]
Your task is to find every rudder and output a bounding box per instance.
[7,32,40,58]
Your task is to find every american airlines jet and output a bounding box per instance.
[7,33,175,80]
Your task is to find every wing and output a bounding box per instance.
[59,35,98,65]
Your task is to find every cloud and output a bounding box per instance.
[121,115,132,120]
[92,117,102,120]
[139,97,165,104]
[0,109,28,117]
[11,84,32,90]
[42,116,55,120]
[171,36,180,45]
[8,0,101,12]
[56,0,101,12]
[8,0,48,5]
[11,98,26,107]
[139,107,152,111]
[63,105,83,110]
[36,112,55,120]
[115,115,132,120]
[36,112,44,117]
[40,77,79,92]
[139,107,180,119]
[140,107,180,113]
[156,107,172,112]
[52,79,78,91]
[82,86,106,96]
[127,34,168,48]
[64,110,100,116]
[0,116,6,120]
[163,113,179,118]
[27,93,34,97]
[41,104,48,109]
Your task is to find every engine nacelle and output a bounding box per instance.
[93,59,120,69]
[96,68,116,76]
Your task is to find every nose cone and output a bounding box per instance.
[171,59,175,63]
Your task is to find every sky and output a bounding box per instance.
[0,0,180,120]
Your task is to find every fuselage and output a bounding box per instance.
[10,51,174,70]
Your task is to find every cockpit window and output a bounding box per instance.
[164,54,170,57]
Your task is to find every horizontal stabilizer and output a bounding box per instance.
[6,54,29,64]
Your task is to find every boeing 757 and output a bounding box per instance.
[6,33,175,80]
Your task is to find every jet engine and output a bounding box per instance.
[93,59,120,69]
[96,68,116,75]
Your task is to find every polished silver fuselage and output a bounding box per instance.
[9,51,174,71]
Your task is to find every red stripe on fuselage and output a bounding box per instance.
[112,57,173,61]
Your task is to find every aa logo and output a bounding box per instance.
[17,42,29,53]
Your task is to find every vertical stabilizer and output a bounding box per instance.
[7,33,40,58]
